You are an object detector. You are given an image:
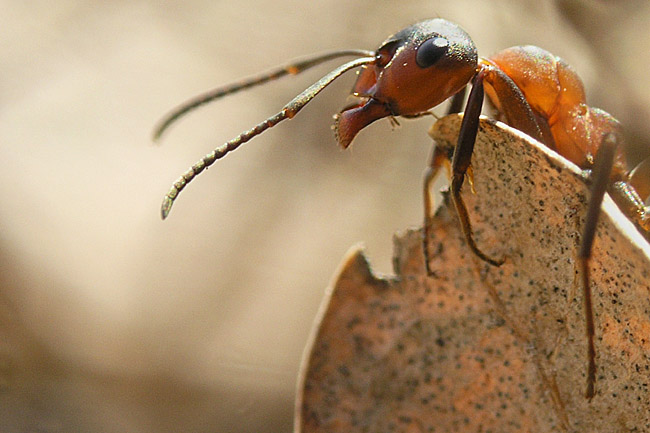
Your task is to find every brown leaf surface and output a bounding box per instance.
[295,115,650,433]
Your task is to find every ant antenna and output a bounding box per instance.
[153,49,375,141]
[159,53,376,219]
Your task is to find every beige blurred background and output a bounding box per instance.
[1,1,649,432]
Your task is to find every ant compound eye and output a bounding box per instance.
[415,37,449,68]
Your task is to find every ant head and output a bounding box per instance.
[336,19,478,147]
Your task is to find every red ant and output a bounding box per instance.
[155,18,650,400]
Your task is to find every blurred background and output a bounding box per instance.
[1,0,649,431]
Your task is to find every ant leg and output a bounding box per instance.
[447,86,467,115]
[629,157,650,205]
[422,87,468,275]
[479,61,544,144]
[450,70,505,267]
[622,157,650,233]
[579,132,618,400]
[423,146,449,275]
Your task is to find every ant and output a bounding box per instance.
[155,18,650,400]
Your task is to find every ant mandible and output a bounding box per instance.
[155,18,650,400]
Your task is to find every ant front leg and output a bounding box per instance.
[578,132,618,400]
[450,70,505,267]
[423,145,450,276]
[446,86,467,115]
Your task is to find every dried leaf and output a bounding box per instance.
[296,115,650,432]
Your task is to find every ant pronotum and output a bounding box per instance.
[155,18,650,400]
